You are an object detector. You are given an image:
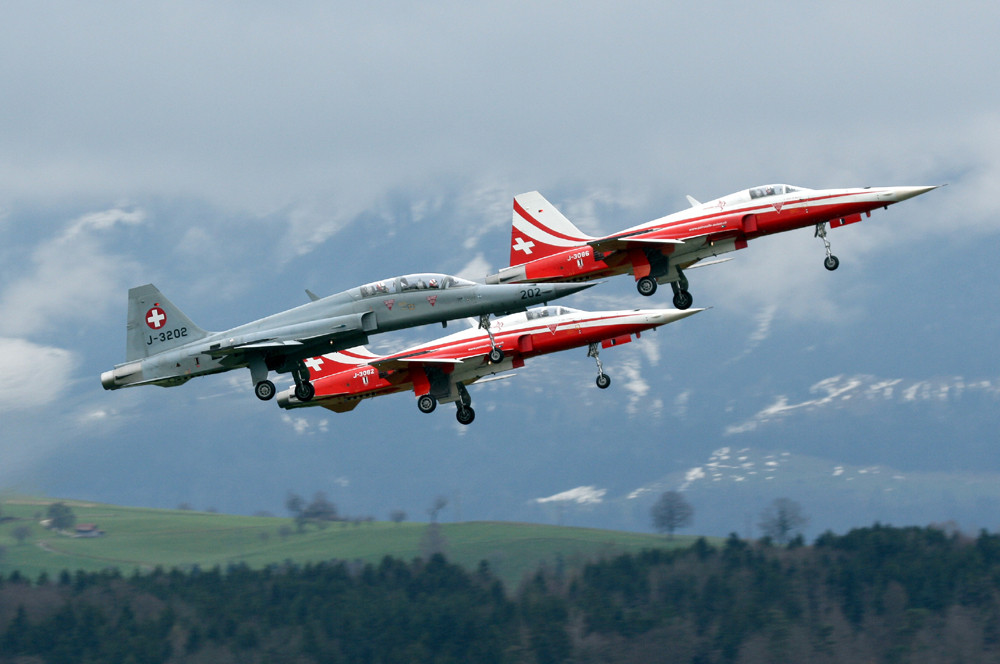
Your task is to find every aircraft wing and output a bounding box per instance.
[371,351,470,372]
[588,234,685,254]
[371,345,499,372]
[204,311,376,359]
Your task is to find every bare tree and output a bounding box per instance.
[650,491,694,540]
[427,496,448,523]
[758,497,808,545]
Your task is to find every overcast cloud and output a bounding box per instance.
[2,2,998,212]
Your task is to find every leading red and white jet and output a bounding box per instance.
[487,184,939,309]
[277,305,703,425]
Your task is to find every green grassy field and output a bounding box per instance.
[0,498,703,588]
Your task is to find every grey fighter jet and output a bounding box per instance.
[101,273,593,402]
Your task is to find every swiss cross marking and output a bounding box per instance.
[304,357,324,372]
[512,237,535,255]
[146,307,166,329]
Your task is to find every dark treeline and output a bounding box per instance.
[2,525,1000,663]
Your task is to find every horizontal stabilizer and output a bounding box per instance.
[686,195,701,207]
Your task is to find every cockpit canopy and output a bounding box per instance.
[356,273,474,299]
[748,184,806,200]
[525,306,577,320]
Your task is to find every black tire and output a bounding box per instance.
[637,277,657,296]
[417,394,437,414]
[596,374,611,389]
[673,289,693,310]
[295,382,315,402]
[824,255,840,271]
[255,380,276,401]
[488,347,504,363]
[456,406,476,425]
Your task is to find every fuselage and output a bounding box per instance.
[279,305,700,411]
[489,185,937,286]
[101,273,591,391]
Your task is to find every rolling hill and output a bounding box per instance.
[0,497,702,588]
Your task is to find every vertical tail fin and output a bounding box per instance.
[510,191,595,267]
[126,284,209,361]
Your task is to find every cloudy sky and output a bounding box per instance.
[1,3,998,532]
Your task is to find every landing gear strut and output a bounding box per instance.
[292,361,315,402]
[588,343,612,389]
[815,222,840,271]
[456,384,475,424]
[479,314,504,363]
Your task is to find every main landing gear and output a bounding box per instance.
[416,383,476,425]
[588,343,612,389]
[815,222,840,271]
[637,271,693,310]
[251,355,277,401]
[291,361,315,402]
[479,314,504,363]
[255,380,276,401]
[250,356,314,402]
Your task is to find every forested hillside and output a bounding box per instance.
[2,525,999,663]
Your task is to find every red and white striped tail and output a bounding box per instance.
[510,192,594,267]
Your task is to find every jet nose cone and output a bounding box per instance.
[645,307,705,325]
[879,185,939,203]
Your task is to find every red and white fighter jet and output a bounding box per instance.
[277,305,703,425]
[487,184,939,309]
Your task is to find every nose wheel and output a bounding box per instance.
[588,343,612,389]
[815,222,840,271]
[479,314,505,363]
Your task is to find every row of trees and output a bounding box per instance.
[651,491,808,544]
[2,525,1000,662]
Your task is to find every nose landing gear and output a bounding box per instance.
[588,343,612,389]
[479,314,505,363]
[815,222,840,271]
